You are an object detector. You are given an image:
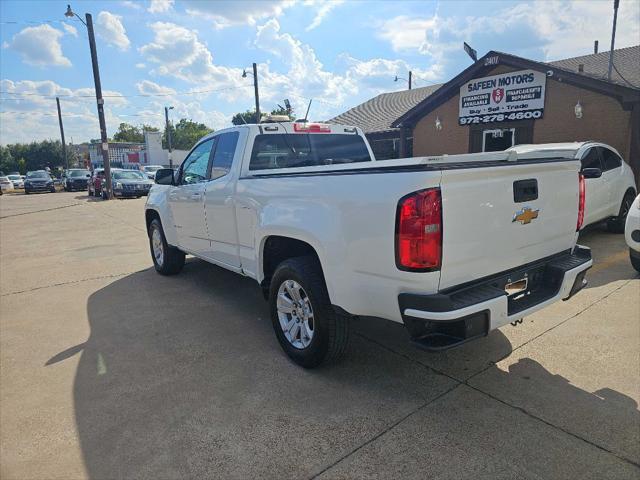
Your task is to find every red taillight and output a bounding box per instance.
[577,173,585,231]
[293,123,331,133]
[396,188,442,271]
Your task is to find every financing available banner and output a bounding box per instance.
[459,69,546,125]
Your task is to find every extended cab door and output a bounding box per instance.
[168,137,215,254]
[203,131,242,268]
[580,147,608,225]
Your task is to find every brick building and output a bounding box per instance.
[332,46,639,180]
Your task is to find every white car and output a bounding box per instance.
[0,176,14,193]
[7,174,24,189]
[625,194,640,272]
[142,165,164,180]
[509,142,636,232]
[145,122,592,368]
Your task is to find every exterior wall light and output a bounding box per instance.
[435,116,443,131]
[574,101,583,119]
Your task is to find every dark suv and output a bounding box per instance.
[24,171,55,194]
[63,169,91,191]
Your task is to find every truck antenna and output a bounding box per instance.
[304,99,313,122]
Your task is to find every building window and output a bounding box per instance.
[482,128,515,152]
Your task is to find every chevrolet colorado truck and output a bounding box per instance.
[145,121,593,368]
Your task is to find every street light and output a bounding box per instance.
[164,106,174,169]
[394,71,412,90]
[64,4,113,199]
[242,63,261,123]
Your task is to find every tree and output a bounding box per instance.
[4,140,66,173]
[112,123,159,143]
[163,119,213,150]
[0,145,14,174]
[231,108,295,126]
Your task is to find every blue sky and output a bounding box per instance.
[1,0,638,144]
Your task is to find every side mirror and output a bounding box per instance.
[581,168,602,179]
[155,168,175,185]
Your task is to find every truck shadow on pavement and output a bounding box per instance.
[54,259,639,479]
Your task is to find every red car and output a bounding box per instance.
[87,169,105,196]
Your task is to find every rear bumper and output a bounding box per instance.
[399,246,592,351]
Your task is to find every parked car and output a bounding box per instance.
[104,170,153,199]
[142,165,165,180]
[6,174,24,189]
[24,170,55,194]
[625,194,640,272]
[0,176,14,194]
[62,169,91,191]
[145,122,593,368]
[88,169,105,196]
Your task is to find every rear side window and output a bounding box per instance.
[599,147,622,171]
[580,148,601,170]
[210,132,239,180]
[249,134,371,170]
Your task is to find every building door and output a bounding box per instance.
[483,128,515,151]
[469,120,534,153]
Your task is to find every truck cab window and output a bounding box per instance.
[210,132,239,180]
[580,148,601,170]
[181,139,214,185]
[598,147,622,171]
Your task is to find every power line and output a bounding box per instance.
[0,84,253,100]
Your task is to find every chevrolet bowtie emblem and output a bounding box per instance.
[513,207,539,225]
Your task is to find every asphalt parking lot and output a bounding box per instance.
[1,191,638,479]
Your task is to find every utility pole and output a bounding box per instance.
[408,71,412,90]
[85,13,112,199]
[164,106,174,169]
[56,97,68,170]
[607,0,620,81]
[253,62,261,123]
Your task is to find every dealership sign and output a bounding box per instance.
[459,69,546,125]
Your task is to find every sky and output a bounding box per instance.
[0,0,638,145]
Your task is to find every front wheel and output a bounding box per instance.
[269,256,349,368]
[148,218,185,275]
[607,191,635,233]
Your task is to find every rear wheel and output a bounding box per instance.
[631,249,640,273]
[607,191,635,233]
[269,256,349,368]
[148,218,185,275]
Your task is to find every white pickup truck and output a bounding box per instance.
[145,121,593,368]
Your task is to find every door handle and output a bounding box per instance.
[191,192,201,200]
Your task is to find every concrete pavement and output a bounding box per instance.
[1,192,638,479]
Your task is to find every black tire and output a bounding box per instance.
[631,249,640,273]
[607,191,635,233]
[269,256,349,368]
[148,218,185,275]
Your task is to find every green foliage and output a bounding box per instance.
[163,118,213,150]
[1,140,67,174]
[112,123,159,143]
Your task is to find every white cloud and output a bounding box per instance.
[0,79,129,144]
[62,23,78,37]
[136,80,176,96]
[378,1,640,62]
[121,1,143,10]
[305,0,344,31]
[148,0,174,13]
[4,24,71,67]
[96,11,130,51]
[182,0,294,27]
[135,63,146,69]
[139,22,246,99]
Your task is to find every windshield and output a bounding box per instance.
[69,170,90,177]
[113,171,146,180]
[143,166,162,172]
[7,175,21,180]
[249,134,371,170]
[26,171,50,179]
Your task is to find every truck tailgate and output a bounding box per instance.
[439,160,580,290]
